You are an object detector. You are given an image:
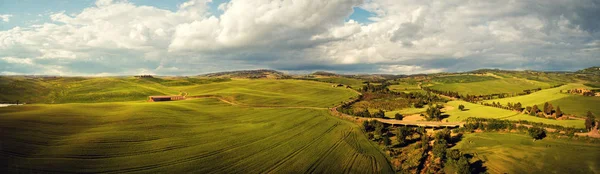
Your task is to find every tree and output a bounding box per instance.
[383,134,391,146]
[455,156,471,174]
[458,104,465,111]
[528,127,546,140]
[396,127,408,145]
[543,102,549,115]
[432,139,448,159]
[530,105,539,116]
[374,109,386,118]
[394,113,403,120]
[546,103,553,115]
[555,106,563,118]
[426,105,443,121]
[585,111,596,131]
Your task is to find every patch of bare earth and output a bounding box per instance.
[441,105,455,112]
[403,114,424,121]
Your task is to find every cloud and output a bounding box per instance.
[0,14,12,22]
[0,0,598,76]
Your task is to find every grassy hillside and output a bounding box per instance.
[177,79,358,108]
[486,84,600,117]
[454,133,600,174]
[427,78,552,96]
[389,82,422,93]
[0,98,393,173]
[445,101,584,128]
[310,77,364,89]
[431,75,497,83]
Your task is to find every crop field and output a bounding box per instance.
[0,98,393,173]
[444,101,584,128]
[453,133,600,174]
[427,78,552,96]
[486,84,600,117]
[177,79,358,108]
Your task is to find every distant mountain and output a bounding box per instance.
[576,67,600,75]
[311,71,339,77]
[200,69,290,79]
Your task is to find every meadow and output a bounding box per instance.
[0,97,392,173]
[444,101,584,128]
[388,82,422,93]
[427,78,552,96]
[453,133,600,174]
[486,84,600,117]
[176,79,358,108]
[310,77,364,89]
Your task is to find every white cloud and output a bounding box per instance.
[0,0,598,76]
[379,65,444,74]
[1,57,33,65]
[0,14,12,22]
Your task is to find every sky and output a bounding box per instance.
[0,0,599,76]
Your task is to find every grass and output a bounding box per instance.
[177,79,358,108]
[389,83,423,93]
[444,101,584,128]
[427,78,552,96]
[431,75,497,83]
[453,133,600,174]
[0,98,393,173]
[312,77,364,89]
[384,106,428,118]
[486,84,600,117]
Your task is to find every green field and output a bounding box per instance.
[427,78,552,96]
[444,101,584,128]
[384,106,428,118]
[486,84,600,117]
[312,77,364,89]
[389,83,423,93]
[431,75,497,83]
[0,98,392,173]
[453,133,600,174]
[177,79,358,108]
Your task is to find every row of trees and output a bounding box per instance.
[458,117,587,138]
[422,86,552,102]
[484,101,564,118]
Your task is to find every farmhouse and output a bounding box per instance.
[148,96,185,102]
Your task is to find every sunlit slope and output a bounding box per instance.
[0,77,180,104]
[177,79,358,107]
[486,84,600,117]
[428,78,552,96]
[0,99,393,173]
[445,101,584,128]
[454,133,600,174]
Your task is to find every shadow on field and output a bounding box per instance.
[470,160,488,173]
[448,133,463,148]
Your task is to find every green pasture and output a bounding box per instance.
[431,75,497,84]
[444,101,584,128]
[384,106,428,118]
[453,133,600,174]
[312,77,364,89]
[428,78,552,96]
[0,99,393,173]
[389,83,423,93]
[177,79,358,108]
[486,84,600,117]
